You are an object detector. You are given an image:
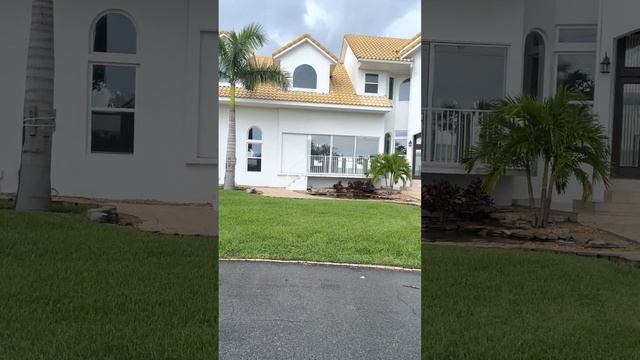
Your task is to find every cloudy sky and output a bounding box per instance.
[220,0,420,56]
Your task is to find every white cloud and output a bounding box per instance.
[304,0,330,30]
[383,5,420,38]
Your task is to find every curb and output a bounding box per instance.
[219,258,421,272]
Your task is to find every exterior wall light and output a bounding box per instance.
[600,52,611,74]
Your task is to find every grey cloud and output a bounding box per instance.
[220,0,420,56]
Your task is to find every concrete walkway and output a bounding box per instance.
[113,202,217,236]
[219,260,420,359]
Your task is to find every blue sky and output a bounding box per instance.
[220,0,420,56]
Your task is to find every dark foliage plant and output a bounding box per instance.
[423,180,494,222]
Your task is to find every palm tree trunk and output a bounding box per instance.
[543,167,556,225]
[223,84,237,190]
[525,163,538,225]
[16,0,55,211]
[538,158,550,228]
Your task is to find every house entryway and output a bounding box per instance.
[612,31,640,178]
[575,32,640,242]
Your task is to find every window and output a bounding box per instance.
[558,27,597,44]
[388,77,394,99]
[93,13,137,54]
[90,65,136,153]
[399,79,411,101]
[523,32,545,100]
[395,130,407,155]
[293,64,317,89]
[247,127,263,172]
[384,133,391,154]
[556,53,595,100]
[355,136,379,157]
[625,34,640,68]
[364,73,379,94]
[90,11,138,154]
[432,44,507,109]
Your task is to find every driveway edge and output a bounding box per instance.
[219,258,421,272]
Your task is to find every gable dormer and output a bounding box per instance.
[272,34,338,94]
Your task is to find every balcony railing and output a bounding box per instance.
[422,108,490,168]
[308,155,371,176]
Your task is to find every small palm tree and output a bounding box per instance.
[16,0,55,211]
[465,89,610,228]
[368,153,412,195]
[219,24,290,190]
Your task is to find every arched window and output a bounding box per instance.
[523,31,545,100]
[399,79,411,101]
[89,11,138,154]
[247,127,263,172]
[293,64,317,89]
[93,12,137,54]
[384,133,392,154]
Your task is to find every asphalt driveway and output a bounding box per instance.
[219,261,420,359]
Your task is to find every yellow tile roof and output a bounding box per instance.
[344,34,421,62]
[399,33,422,58]
[272,33,339,62]
[219,63,391,108]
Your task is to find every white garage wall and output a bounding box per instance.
[218,103,386,187]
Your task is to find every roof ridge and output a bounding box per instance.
[272,33,338,62]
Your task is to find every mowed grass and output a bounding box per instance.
[422,244,640,359]
[0,207,218,359]
[219,190,421,268]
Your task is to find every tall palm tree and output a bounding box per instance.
[219,23,290,190]
[15,0,55,211]
[465,89,610,228]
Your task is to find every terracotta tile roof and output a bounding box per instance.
[344,34,421,62]
[219,63,391,108]
[399,33,422,58]
[272,33,338,62]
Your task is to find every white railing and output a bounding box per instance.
[422,108,490,167]
[308,155,371,176]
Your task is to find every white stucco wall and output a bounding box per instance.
[218,102,387,188]
[275,41,333,93]
[0,0,218,204]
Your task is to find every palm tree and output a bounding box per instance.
[465,89,610,228]
[368,153,412,195]
[15,0,55,211]
[219,23,290,190]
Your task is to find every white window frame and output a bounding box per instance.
[364,73,380,94]
[556,25,598,50]
[398,78,411,101]
[427,41,509,110]
[292,64,318,91]
[88,10,139,155]
[553,51,596,103]
[247,126,263,172]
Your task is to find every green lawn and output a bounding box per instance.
[422,244,640,359]
[0,206,218,359]
[219,190,421,268]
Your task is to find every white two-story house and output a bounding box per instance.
[218,32,422,190]
[422,0,640,240]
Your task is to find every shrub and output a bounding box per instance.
[423,181,462,222]
[347,180,376,194]
[333,180,346,193]
[457,179,495,220]
[423,179,494,222]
